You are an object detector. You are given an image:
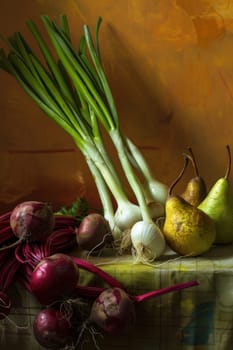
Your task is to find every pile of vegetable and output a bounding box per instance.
[1,14,232,260]
[0,13,233,349]
[0,200,198,349]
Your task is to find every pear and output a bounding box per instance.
[198,145,233,244]
[163,157,216,256]
[181,147,207,206]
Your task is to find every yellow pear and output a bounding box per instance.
[181,147,207,206]
[163,157,216,256]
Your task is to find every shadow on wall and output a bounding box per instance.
[99,22,214,191]
[105,23,174,139]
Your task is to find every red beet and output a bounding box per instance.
[30,253,79,305]
[33,308,76,349]
[10,201,55,242]
[88,281,199,335]
[76,213,113,251]
[89,287,136,335]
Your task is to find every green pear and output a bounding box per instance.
[181,148,207,206]
[198,145,233,244]
[163,157,216,256]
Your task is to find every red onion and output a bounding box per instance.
[30,253,79,305]
[33,308,77,349]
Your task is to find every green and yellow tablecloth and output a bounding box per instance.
[1,245,232,350]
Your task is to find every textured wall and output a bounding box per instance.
[1,0,233,211]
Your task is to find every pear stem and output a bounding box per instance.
[225,144,231,180]
[169,156,189,196]
[187,147,199,177]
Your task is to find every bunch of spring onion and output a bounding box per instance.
[0,15,168,262]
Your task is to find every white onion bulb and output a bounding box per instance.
[114,202,142,231]
[131,221,166,262]
[144,180,168,205]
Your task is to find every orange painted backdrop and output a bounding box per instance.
[1,0,233,212]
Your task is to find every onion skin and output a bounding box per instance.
[76,213,113,251]
[10,201,55,242]
[30,253,79,305]
[89,287,136,335]
[33,308,76,349]
[0,291,11,320]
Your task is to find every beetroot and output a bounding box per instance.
[89,287,136,335]
[10,201,55,242]
[30,253,79,305]
[33,308,76,349]
[76,213,113,251]
[88,281,199,336]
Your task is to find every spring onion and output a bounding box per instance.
[125,138,168,204]
[47,15,165,255]
[0,15,168,260]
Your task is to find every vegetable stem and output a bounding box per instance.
[133,280,199,303]
[85,157,118,234]
[71,256,124,288]
[83,142,130,207]
[110,129,152,222]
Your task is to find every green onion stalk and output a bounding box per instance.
[125,138,168,205]
[41,15,150,221]
[60,15,166,259]
[0,16,139,237]
[81,18,166,260]
[0,15,166,260]
[80,19,168,213]
[78,20,167,221]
